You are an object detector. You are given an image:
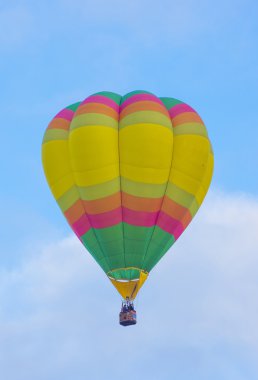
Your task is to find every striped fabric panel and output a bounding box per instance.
[42,91,214,279]
[67,92,125,270]
[119,91,173,269]
[141,98,213,271]
[42,98,118,273]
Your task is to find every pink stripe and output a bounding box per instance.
[169,104,196,118]
[72,208,184,238]
[120,94,164,111]
[157,212,184,239]
[72,214,91,237]
[88,208,122,228]
[123,207,158,227]
[80,95,119,112]
[55,108,74,121]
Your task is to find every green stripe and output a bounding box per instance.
[57,184,199,227]
[90,224,152,259]
[188,199,200,217]
[121,177,166,198]
[81,230,114,273]
[57,177,168,209]
[81,229,97,250]
[93,91,121,105]
[81,223,176,275]
[151,226,175,248]
[66,102,81,112]
[124,225,153,267]
[105,254,125,269]
[94,224,123,242]
[97,257,113,273]
[174,123,208,137]
[100,240,124,257]
[79,222,178,275]
[81,231,123,272]
[124,224,153,241]
[57,178,121,210]
[166,182,200,216]
[142,226,175,271]
[124,238,147,253]
[43,129,69,143]
[119,111,172,130]
[82,224,124,270]
[166,182,196,213]
[78,178,120,200]
[209,141,214,154]
[70,113,118,130]
[160,97,183,110]
[81,231,105,261]
[143,237,175,271]
[57,186,79,211]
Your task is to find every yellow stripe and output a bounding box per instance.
[51,173,75,199]
[73,164,120,187]
[121,165,171,184]
[120,123,173,184]
[195,151,214,204]
[169,169,201,195]
[42,140,75,199]
[169,135,211,195]
[42,141,70,186]
[69,126,119,186]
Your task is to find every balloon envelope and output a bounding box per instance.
[42,90,213,299]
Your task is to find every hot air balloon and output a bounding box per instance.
[42,90,213,326]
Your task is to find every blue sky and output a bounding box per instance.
[1,1,258,379]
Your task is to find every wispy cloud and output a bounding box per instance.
[1,190,258,379]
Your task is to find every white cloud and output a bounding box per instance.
[0,190,258,379]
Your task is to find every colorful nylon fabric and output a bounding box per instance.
[42,90,214,299]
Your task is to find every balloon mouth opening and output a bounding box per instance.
[107,267,148,281]
[107,268,149,300]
